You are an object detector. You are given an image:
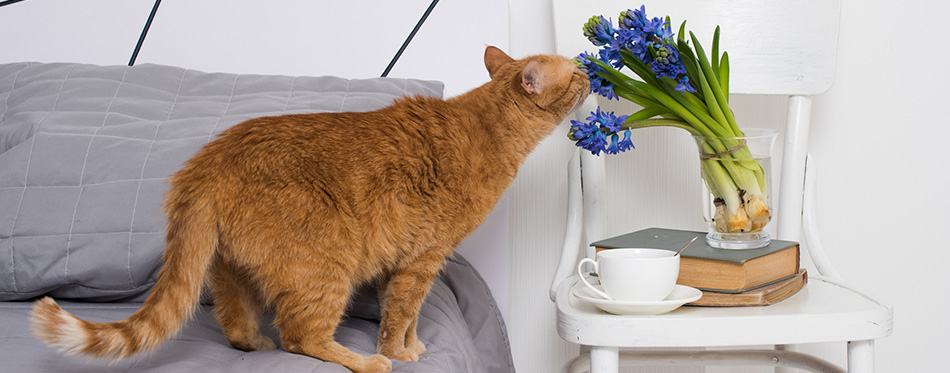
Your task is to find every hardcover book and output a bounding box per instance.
[688,269,808,306]
[591,227,800,293]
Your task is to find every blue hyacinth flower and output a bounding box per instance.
[574,52,618,100]
[571,108,633,155]
[583,15,617,47]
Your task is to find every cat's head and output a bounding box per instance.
[484,46,589,121]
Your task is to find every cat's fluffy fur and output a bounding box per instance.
[31,47,588,372]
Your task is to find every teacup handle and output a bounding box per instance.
[577,258,612,300]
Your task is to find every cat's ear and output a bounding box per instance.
[484,46,515,79]
[521,60,543,95]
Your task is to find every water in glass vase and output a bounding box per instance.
[700,155,772,249]
[694,129,778,250]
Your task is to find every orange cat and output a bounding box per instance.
[30,46,587,373]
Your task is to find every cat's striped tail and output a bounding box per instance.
[30,197,218,359]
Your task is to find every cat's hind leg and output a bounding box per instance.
[264,254,392,373]
[209,259,276,352]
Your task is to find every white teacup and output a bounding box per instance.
[577,248,679,302]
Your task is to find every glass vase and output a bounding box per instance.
[692,129,778,249]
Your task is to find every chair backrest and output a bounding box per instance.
[550,0,842,299]
[553,0,840,96]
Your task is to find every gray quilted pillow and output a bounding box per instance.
[0,62,443,301]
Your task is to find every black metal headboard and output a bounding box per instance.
[127,0,163,66]
[1,0,438,76]
[0,0,26,7]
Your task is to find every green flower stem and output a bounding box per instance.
[723,161,762,196]
[700,161,723,200]
[674,40,704,100]
[625,107,672,122]
[622,118,701,136]
[680,37,728,130]
[618,52,711,120]
[618,50,661,85]
[690,32,741,137]
[607,64,728,141]
[719,52,730,103]
[697,137,764,194]
[614,88,665,111]
[692,60,730,131]
[621,79,739,163]
[681,40,729,138]
[624,78,721,139]
[591,67,738,158]
[651,73,725,134]
[660,77,706,109]
[620,51,709,114]
[711,26,721,80]
[701,158,741,214]
[710,27,730,104]
[619,53,732,140]
[753,164,767,196]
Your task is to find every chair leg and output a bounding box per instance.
[847,340,874,372]
[775,344,795,373]
[590,346,619,373]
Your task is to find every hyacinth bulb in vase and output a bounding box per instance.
[569,6,777,249]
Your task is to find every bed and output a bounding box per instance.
[0,62,515,372]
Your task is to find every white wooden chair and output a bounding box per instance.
[548,0,893,372]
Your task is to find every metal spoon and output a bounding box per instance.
[674,237,699,256]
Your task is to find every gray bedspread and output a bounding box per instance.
[0,255,512,372]
[0,62,514,372]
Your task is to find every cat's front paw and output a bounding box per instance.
[378,341,422,362]
[408,339,426,356]
[254,336,278,351]
[353,354,393,373]
[230,336,277,352]
[381,348,420,362]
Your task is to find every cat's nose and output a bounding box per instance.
[573,70,590,89]
[572,69,587,84]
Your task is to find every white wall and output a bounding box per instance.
[808,1,949,371]
[0,0,512,316]
[508,0,948,372]
[0,0,508,97]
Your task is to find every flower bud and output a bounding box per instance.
[583,16,616,47]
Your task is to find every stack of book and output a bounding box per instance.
[591,227,807,307]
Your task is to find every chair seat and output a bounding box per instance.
[556,275,893,348]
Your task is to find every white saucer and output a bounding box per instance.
[572,284,702,315]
